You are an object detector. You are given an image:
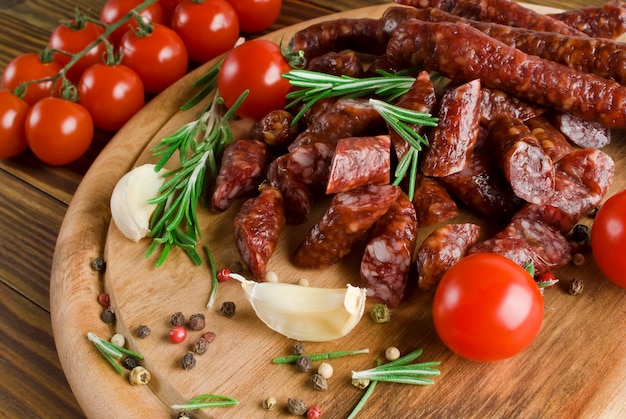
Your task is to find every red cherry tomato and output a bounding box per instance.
[0,91,30,159]
[169,325,187,343]
[591,189,626,288]
[25,97,93,166]
[78,63,145,131]
[432,253,544,362]
[48,19,107,83]
[120,22,188,94]
[227,0,282,33]
[100,0,165,46]
[217,39,291,119]
[171,0,239,63]
[1,52,62,106]
[159,0,182,22]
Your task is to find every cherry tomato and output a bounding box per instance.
[169,325,187,343]
[120,22,188,94]
[432,253,544,362]
[159,0,182,22]
[48,19,107,83]
[227,0,281,33]
[0,91,30,159]
[78,63,145,131]
[1,52,62,106]
[171,0,239,63]
[217,39,291,119]
[100,0,165,46]
[25,97,93,166]
[591,189,626,288]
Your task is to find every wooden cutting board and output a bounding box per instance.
[50,4,626,418]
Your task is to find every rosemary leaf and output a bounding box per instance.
[205,246,219,308]
[273,348,369,364]
[171,393,238,410]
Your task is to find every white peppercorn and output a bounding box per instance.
[110,333,125,348]
[385,346,401,361]
[317,362,333,379]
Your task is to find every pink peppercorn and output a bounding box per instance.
[307,405,322,419]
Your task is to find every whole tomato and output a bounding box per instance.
[78,63,145,131]
[432,253,544,362]
[159,0,182,22]
[0,91,30,159]
[227,0,282,33]
[48,19,107,83]
[25,97,93,166]
[591,189,626,288]
[100,0,165,46]
[171,0,239,63]
[217,39,291,119]
[120,22,188,94]
[1,52,62,106]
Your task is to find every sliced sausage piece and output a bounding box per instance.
[552,113,612,149]
[212,139,269,212]
[479,88,544,126]
[361,191,418,307]
[287,142,335,187]
[249,110,299,150]
[525,116,574,162]
[266,155,313,225]
[326,135,391,194]
[548,0,626,39]
[233,186,286,281]
[555,147,615,197]
[411,174,459,227]
[293,184,400,268]
[421,79,481,177]
[416,223,481,290]
[488,115,555,205]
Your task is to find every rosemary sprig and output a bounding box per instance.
[87,332,144,375]
[171,393,238,410]
[347,360,381,419]
[145,89,248,267]
[283,69,416,124]
[272,348,369,364]
[204,245,219,308]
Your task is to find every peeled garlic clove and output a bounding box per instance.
[230,273,367,342]
[110,164,166,242]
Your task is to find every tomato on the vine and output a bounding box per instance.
[25,97,93,166]
[78,63,145,131]
[0,91,30,159]
[227,0,282,33]
[120,22,188,94]
[217,39,291,119]
[48,19,107,83]
[432,253,544,362]
[591,189,626,288]
[1,52,62,106]
[100,0,165,46]
[171,0,239,63]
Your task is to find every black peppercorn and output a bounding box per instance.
[287,398,307,416]
[292,342,305,355]
[101,308,115,324]
[91,257,106,272]
[310,373,328,391]
[572,224,589,242]
[295,355,312,373]
[177,413,193,419]
[229,261,243,274]
[181,352,196,370]
[188,313,206,331]
[569,278,584,295]
[193,337,209,355]
[220,301,236,318]
[122,356,139,371]
[171,311,185,326]
[135,325,151,338]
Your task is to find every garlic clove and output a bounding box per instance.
[230,273,367,342]
[110,164,166,242]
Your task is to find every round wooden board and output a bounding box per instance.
[51,3,626,418]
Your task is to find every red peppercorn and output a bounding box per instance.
[217,267,232,282]
[97,292,110,307]
[307,405,323,419]
[169,325,187,344]
[537,272,558,288]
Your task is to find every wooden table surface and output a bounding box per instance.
[0,0,613,417]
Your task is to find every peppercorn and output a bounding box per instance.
[307,405,323,419]
[203,331,216,343]
[569,278,584,295]
[229,260,243,274]
[310,373,328,391]
[110,333,126,348]
[370,303,391,323]
[122,356,139,371]
[176,413,193,419]
[287,398,307,416]
[97,292,110,308]
[292,342,305,355]
[571,253,585,266]
[193,337,209,355]
[181,352,196,370]
[101,308,115,324]
[220,301,236,318]
[129,366,151,385]
[262,396,277,411]
[265,271,279,282]
[188,313,206,331]
[91,257,106,272]
[135,325,151,338]
[295,355,312,373]
[171,311,185,326]
[317,362,333,379]
[572,224,589,242]
[385,346,401,361]
[352,378,370,389]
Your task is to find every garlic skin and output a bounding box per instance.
[110,164,166,242]
[231,273,367,342]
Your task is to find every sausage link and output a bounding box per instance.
[548,0,626,39]
[386,19,626,128]
[479,88,544,126]
[552,113,612,149]
[306,50,365,78]
[525,115,574,162]
[249,110,299,150]
[411,174,459,227]
[266,155,313,225]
